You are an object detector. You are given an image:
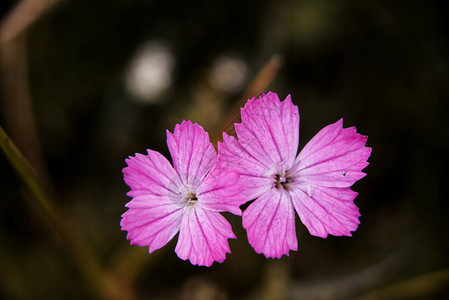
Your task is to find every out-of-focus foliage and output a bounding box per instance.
[1,0,448,299]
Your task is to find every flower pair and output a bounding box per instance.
[121,92,371,266]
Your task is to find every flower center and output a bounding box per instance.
[184,191,198,206]
[274,173,291,190]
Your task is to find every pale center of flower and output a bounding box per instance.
[184,191,198,206]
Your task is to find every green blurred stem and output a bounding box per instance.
[0,125,107,298]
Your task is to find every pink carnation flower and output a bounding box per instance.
[218,92,371,258]
[121,121,246,266]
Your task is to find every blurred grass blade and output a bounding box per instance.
[0,0,60,45]
[0,125,115,299]
[0,125,53,213]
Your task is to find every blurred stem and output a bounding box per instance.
[1,3,136,298]
[261,260,289,300]
[0,125,56,225]
[0,34,50,182]
[0,0,60,45]
[0,125,128,299]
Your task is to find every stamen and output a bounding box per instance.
[185,192,198,206]
[274,174,291,190]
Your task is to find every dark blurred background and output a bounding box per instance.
[1,0,448,299]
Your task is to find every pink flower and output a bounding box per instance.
[121,121,246,266]
[218,92,371,258]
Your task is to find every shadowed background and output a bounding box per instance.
[0,0,448,299]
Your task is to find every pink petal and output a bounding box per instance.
[123,150,184,198]
[218,133,274,201]
[289,185,360,238]
[175,206,235,267]
[288,119,370,238]
[166,120,217,188]
[121,194,183,252]
[293,119,372,188]
[242,188,297,258]
[197,164,247,215]
[235,92,300,170]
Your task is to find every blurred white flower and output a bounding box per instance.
[209,55,248,94]
[125,41,175,103]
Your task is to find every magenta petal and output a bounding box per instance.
[235,92,300,170]
[289,185,360,237]
[242,188,297,258]
[197,164,247,215]
[293,119,372,188]
[121,195,183,252]
[288,119,370,238]
[123,150,184,198]
[218,133,274,201]
[175,206,235,267]
[166,120,217,187]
